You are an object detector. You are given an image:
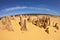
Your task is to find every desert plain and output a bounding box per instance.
[0,14,60,40]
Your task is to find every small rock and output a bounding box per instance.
[45,28,49,34]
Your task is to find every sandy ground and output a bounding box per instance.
[0,15,60,40]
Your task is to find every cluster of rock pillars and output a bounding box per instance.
[0,15,59,34]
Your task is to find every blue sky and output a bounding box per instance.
[0,0,60,17]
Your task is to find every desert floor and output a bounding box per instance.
[0,15,60,40]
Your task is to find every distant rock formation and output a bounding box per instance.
[20,15,27,31]
[0,16,14,31]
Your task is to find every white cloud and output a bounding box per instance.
[0,6,58,14]
[1,6,27,11]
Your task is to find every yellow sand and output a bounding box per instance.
[0,15,60,40]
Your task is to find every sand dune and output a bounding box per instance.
[0,14,60,40]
